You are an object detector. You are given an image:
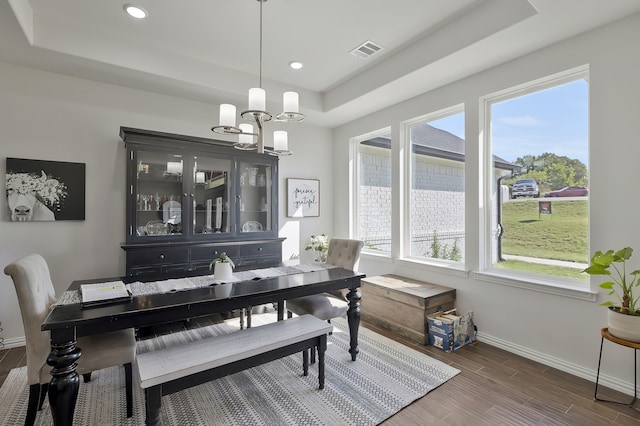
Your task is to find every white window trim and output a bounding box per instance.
[479,65,591,298]
[401,104,465,265]
[350,126,392,255]
[475,269,597,301]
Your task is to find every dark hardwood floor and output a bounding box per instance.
[2,317,639,425]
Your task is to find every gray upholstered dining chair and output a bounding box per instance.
[286,238,364,323]
[4,254,136,425]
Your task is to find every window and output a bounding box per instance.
[484,69,589,286]
[405,108,465,263]
[355,129,392,253]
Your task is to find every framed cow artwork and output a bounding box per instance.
[5,157,86,221]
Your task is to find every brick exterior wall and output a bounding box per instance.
[359,145,393,252]
[358,145,465,259]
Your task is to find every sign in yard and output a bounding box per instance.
[539,201,552,219]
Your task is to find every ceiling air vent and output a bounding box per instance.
[349,40,383,59]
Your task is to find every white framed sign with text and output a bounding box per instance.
[287,178,319,217]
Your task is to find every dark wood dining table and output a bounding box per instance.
[41,266,364,426]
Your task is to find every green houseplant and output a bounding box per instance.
[209,252,235,269]
[583,247,640,341]
[210,252,235,281]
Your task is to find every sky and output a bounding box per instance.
[429,79,589,166]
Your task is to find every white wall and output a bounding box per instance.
[334,12,640,394]
[0,63,333,346]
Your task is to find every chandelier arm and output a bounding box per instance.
[255,114,265,154]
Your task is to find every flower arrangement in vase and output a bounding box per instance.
[305,234,329,263]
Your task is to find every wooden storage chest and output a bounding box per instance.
[361,274,456,344]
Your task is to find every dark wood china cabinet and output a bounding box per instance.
[120,127,283,277]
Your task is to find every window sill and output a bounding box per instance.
[396,257,469,278]
[475,270,597,301]
[360,253,469,278]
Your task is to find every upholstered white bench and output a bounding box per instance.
[135,315,332,425]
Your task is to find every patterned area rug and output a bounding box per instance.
[0,316,459,425]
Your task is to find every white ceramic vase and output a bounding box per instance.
[607,307,640,342]
[213,262,233,281]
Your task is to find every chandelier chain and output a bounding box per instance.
[259,0,263,88]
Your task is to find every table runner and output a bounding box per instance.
[55,263,333,306]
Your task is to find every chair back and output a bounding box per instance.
[326,238,364,271]
[4,254,57,385]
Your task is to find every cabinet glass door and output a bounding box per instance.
[192,155,232,235]
[135,150,184,237]
[238,161,272,233]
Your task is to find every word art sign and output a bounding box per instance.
[287,178,319,217]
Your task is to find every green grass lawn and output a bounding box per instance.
[493,259,588,279]
[500,199,588,276]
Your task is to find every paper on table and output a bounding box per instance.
[80,281,132,305]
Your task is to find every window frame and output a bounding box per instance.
[478,65,595,300]
[351,126,393,257]
[401,104,466,269]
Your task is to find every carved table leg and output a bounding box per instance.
[346,287,361,361]
[277,301,285,321]
[46,330,81,426]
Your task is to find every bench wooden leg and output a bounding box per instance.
[303,349,309,376]
[145,385,162,426]
[124,363,133,418]
[318,335,327,390]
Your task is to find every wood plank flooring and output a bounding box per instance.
[2,317,640,425]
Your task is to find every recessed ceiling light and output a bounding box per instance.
[124,4,148,19]
[289,61,303,70]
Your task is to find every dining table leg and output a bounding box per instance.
[46,328,81,426]
[346,287,361,361]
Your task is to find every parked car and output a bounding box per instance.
[511,178,539,198]
[544,186,589,197]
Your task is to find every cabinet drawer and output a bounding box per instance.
[239,254,282,268]
[128,247,188,266]
[190,246,240,262]
[239,242,281,258]
[128,264,190,277]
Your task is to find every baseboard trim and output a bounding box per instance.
[477,331,634,397]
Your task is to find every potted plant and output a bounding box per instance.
[210,252,235,281]
[583,247,640,341]
[305,234,329,263]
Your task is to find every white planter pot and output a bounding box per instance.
[607,307,640,342]
[214,283,232,298]
[213,262,233,281]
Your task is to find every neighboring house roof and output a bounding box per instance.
[363,124,516,171]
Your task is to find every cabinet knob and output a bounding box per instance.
[258,247,263,251]
[183,193,188,197]
[159,254,165,259]
[214,250,219,256]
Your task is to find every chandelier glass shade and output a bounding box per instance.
[211,0,303,156]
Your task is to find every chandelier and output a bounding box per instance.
[211,0,303,156]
